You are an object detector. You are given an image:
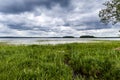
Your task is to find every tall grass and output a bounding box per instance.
[0,41,120,80]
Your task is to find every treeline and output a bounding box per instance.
[63,35,96,38]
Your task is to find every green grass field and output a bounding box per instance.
[0,41,120,80]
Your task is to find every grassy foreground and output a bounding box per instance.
[0,41,120,80]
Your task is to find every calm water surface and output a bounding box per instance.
[0,38,120,45]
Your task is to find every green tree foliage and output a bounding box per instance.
[99,0,120,24]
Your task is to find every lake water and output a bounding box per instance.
[0,38,120,45]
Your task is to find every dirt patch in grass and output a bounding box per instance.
[114,47,120,51]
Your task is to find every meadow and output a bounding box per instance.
[0,41,120,80]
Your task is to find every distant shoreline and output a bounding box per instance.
[0,37,119,38]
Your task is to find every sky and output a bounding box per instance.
[0,0,119,37]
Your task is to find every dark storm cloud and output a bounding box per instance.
[7,23,51,32]
[0,0,70,13]
[63,18,111,31]
[81,21,111,30]
[7,24,33,30]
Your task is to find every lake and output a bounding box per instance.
[0,38,120,45]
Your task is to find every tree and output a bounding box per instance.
[99,0,120,24]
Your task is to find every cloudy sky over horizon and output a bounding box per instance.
[0,0,119,37]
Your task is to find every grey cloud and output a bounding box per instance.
[81,21,111,30]
[7,24,33,30]
[7,23,52,32]
[63,19,111,31]
[0,0,70,13]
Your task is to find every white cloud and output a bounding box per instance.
[0,0,119,37]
